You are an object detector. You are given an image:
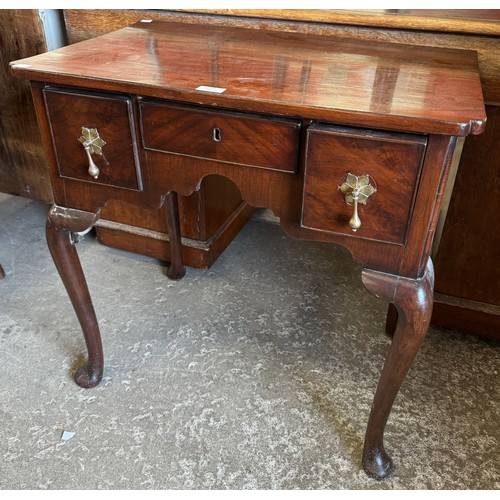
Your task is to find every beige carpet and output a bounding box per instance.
[1,193,499,489]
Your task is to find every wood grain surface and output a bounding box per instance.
[179,9,500,36]
[140,101,300,172]
[44,87,142,191]
[301,125,426,245]
[11,20,486,137]
[63,9,500,104]
[0,10,52,201]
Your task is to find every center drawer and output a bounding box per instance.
[139,100,301,172]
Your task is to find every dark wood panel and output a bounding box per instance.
[432,301,500,342]
[0,10,52,201]
[94,177,246,243]
[201,174,246,239]
[96,195,199,240]
[434,106,500,306]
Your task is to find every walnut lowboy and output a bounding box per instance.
[11,20,486,479]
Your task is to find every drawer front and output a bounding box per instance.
[140,101,300,172]
[302,124,427,245]
[43,87,142,190]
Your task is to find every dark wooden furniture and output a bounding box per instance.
[61,9,500,340]
[0,10,253,271]
[0,10,53,202]
[60,10,257,271]
[11,20,486,479]
[3,9,498,340]
[431,105,500,340]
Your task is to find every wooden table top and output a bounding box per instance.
[11,20,486,136]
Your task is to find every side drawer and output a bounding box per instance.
[43,87,142,190]
[302,124,427,245]
[139,100,301,172]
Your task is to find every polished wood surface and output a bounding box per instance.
[0,9,254,271]
[59,9,500,339]
[12,20,486,479]
[12,21,485,137]
[63,9,500,104]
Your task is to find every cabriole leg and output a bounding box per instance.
[361,259,434,479]
[46,205,103,388]
[164,191,186,280]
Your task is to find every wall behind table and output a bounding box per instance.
[0,9,67,202]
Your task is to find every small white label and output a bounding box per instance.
[140,19,153,23]
[11,63,31,68]
[196,85,226,94]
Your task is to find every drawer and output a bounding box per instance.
[302,124,427,245]
[43,87,142,190]
[140,100,300,172]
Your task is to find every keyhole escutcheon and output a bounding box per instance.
[213,127,222,142]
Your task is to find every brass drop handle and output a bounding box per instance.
[338,173,377,232]
[78,127,106,179]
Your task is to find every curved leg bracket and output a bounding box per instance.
[46,205,103,388]
[361,259,434,479]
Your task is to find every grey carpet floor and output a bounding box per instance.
[0,193,499,490]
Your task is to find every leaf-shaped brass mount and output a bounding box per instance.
[339,173,377,232]
[78,127,106,179]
